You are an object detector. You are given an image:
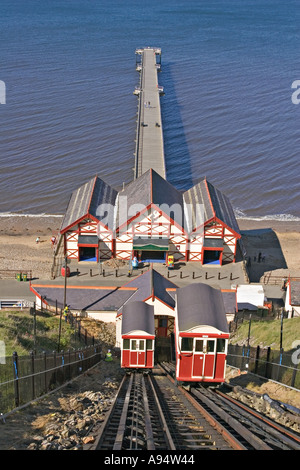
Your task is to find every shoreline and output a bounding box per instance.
[0,214,299,236]
[0,215,299,280]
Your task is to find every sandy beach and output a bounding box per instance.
[0,215,299,281]
[0,215,63,280]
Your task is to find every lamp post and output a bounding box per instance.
[58,256,68,352]
[246,314,252,369]
[279,308,284,366]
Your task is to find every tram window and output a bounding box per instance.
[195,340,204,352]
[139,340,145,351]
[217,339,226,353]
[146,339,153,350]
[123,339,130,350]
[181,337,193,352]
[131,340,137,350]
[207,340,215,353]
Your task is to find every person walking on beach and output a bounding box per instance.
[36,236,40,244]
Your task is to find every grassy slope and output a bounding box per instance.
[0,310,86,356]
[1,310,299,357]
[230,316,300,351]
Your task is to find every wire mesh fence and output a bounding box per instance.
[0,345,102,415]
[227,344,300,390]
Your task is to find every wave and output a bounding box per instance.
[0,212,63,218]
[234,208,300,222]
[1,210,299,225]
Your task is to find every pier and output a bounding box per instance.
[134,47,166,179]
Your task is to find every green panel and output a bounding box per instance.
[133,244,169,251]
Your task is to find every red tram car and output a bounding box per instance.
[121,301,155,370]
[174,283,229,384]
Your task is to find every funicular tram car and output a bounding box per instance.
[121,301,155,370]
[174,283,229,384]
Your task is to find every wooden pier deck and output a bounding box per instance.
[134,47,166,179]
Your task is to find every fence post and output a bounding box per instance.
[43,351,47,394]
[30,351,35,401]
[265,346,271,379]
[12,351,20,408]
[53,350,57,386]
[276,347,284,382]
[254,345,260,374]
[61,350,65,382]
[32,305,37,353]
[291,362,298,389]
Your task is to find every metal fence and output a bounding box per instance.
[0,345,102,415]
[227,344,299,390]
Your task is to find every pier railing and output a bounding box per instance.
[134,57,144,179]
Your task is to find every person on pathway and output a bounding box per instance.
[63,306,69,322]
[105,349,113,362]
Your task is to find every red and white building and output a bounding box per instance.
[60,169,241,265]
[184,178,241,264]
[115,169,188,262]
[60,175,117,262]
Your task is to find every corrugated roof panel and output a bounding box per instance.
[183,179,240,235]
[60,177,96,232]
[121,301,155,336]
[206,181,240,235]
[176,283,229,333]
[60,176,118,232]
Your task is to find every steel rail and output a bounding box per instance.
[113,373,133,450]
[191,387,271,450]
[86,373,128,450]
[215,389,300,450]
[147,373,176,450]
[142,374,156,450]
[157,364,246,450]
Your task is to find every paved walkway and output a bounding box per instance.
[32,258,247,290]
[0,260,286,308]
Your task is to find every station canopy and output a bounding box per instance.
[133,237,169,251]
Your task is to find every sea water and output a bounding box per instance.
[0,0,299,220]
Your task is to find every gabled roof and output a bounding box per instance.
[116,169,186,230]
[121,301,155,336]
[176,283,229,334]
[183,178,240,236]
[60,171,239,238]
[30,284,137,311]
[118,268,177,313]
[60,175,118,233]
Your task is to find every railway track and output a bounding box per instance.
[85,364,300,451]
[190,385,300,450]
[86,366,241,450]
[84,363,300,451]
[162,361,300,450]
